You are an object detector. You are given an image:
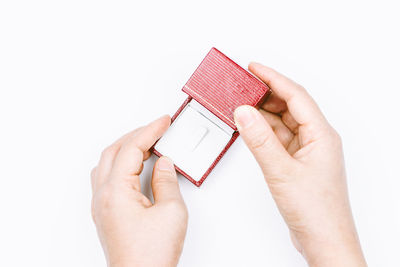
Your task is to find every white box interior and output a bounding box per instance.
[155,100,234,182]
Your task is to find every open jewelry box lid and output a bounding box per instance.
[182,47,270,130]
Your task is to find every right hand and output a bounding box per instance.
[234,63,367,267]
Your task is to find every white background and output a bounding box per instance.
[0,1,399,266]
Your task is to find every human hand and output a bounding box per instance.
[234,63,367,267]
[91,116,188,267]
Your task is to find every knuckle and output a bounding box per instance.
[328,128,343,147]
[90,175,95,189]
[278,127,293,144]
[153,172,177,186]
[91,199,97,223]
[267,68,279,80]
[296,83,306,91]
[90,167,97,178]
[163,200,188,220]
[93,183,118,211]
[101,144,119,159]
[334,132,342,145]
[248,131,270,150]
[91,185,118,224]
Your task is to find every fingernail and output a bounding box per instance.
[152,114,171,125]
[249,61,261,66]
[249,61,262,69]
[157,156,175,172]
[234,105,258,130]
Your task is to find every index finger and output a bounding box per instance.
[109,115,171,190]
[249,63,331,143]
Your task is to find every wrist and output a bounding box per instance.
[108,253,179,267]
[299,233,367,267]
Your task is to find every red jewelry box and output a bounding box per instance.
[153,48,270,187]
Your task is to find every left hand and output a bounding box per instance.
[91,115,188,267]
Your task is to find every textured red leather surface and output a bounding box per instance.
[183,47,270,130]
[153,48,270,186]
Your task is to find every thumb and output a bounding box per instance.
[152,156,184,204]
[234,105,292,176]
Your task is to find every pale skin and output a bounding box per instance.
[91,62,367,267]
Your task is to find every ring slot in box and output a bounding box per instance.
[153,48,270,187]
